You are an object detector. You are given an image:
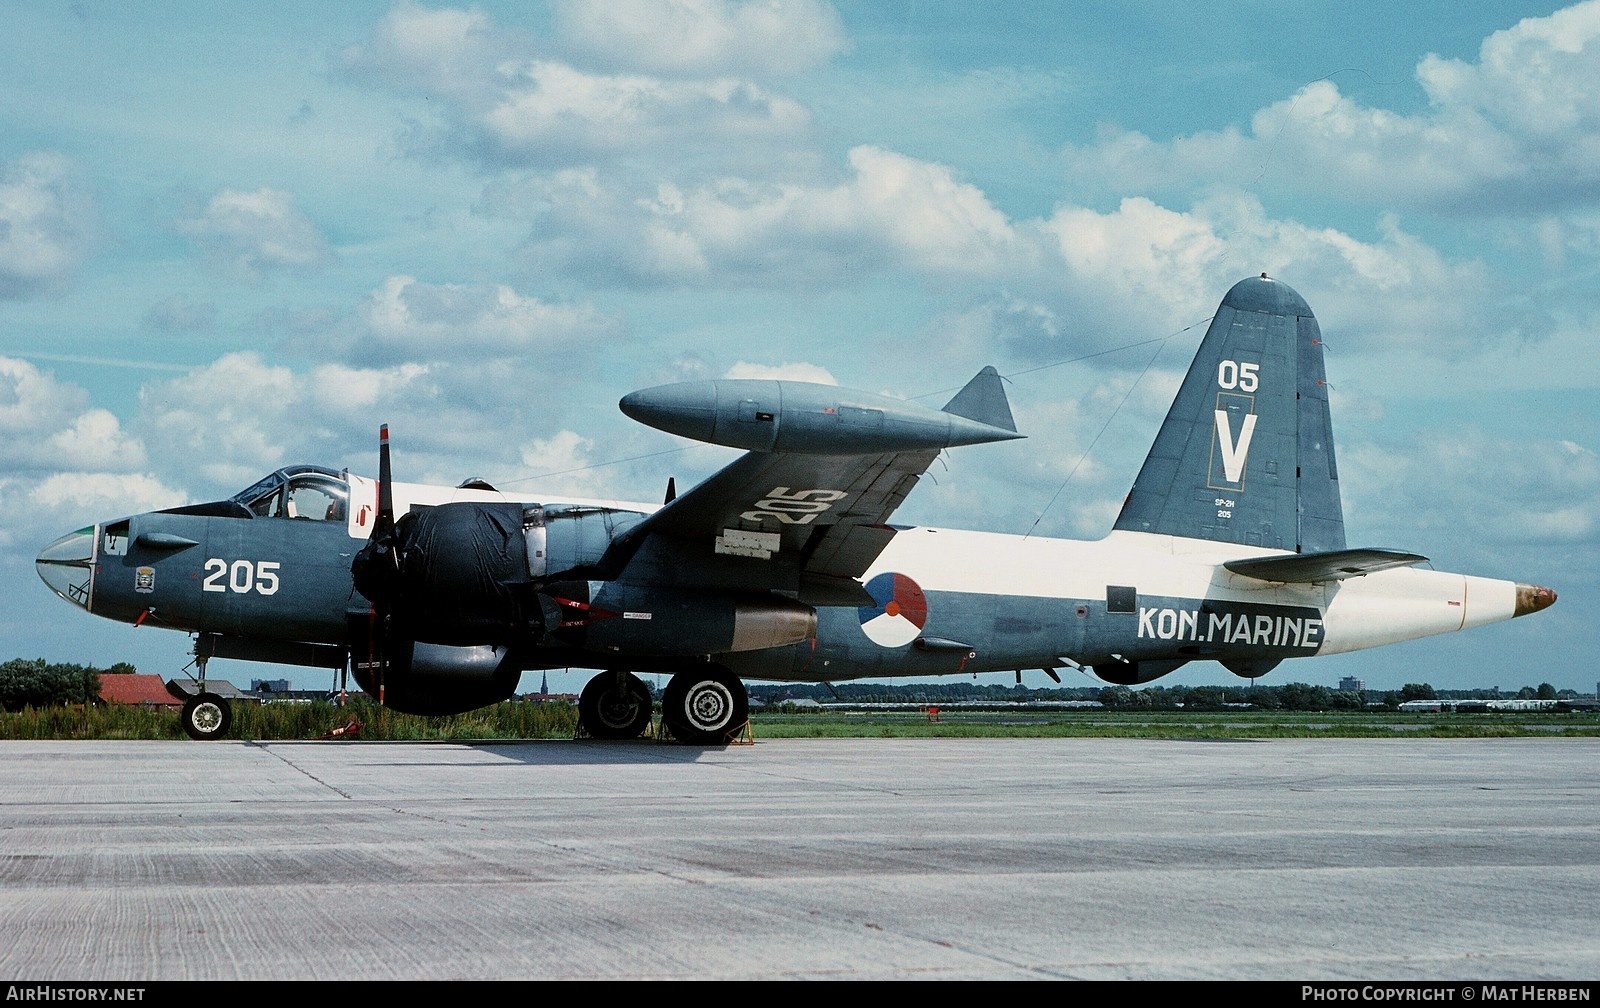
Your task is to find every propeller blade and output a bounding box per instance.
[368,423,395,705]
[376,423,394,535]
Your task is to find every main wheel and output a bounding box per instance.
[181,692,232,741]
[578,671,653,739]
[660,667,747,745]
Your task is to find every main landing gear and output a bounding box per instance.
[575,666,750,746]
[577,671,654,739]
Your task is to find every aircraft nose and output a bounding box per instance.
[36,526,97,611]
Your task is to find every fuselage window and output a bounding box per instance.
[1106,585,1137,614]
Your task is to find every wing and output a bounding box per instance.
[605,367,1021,606]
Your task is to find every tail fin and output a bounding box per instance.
[1113,274,1345,553]
[941,365,1018,433]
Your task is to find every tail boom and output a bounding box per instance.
[1284,567,1553,655]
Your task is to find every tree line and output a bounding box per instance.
[0,658,133,711]
[0,656,1576,714]
[746,678,1573,711]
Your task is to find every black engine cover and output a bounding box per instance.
[390,502,532,644]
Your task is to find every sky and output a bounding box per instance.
[2,0,1595,698]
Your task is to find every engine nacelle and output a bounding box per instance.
[1093,658,1188,686]
[358,500,647,646]
[350,636,521,716]
[1222,657,1282,679]
[567,583,817,656]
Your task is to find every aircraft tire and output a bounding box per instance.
[181,692,233,741]
[660,667,747,745]
[578,672,653,739]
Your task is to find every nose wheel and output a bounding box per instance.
[180,634,233,741]
[181,691,232,741]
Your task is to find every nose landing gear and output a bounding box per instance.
[180,633,233,741]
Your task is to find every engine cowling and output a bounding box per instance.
[350,633,521,715]
[353,500,647,645]
[348,499,650,713]
[1093,658,1189,686]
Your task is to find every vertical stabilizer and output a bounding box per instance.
[1113,275,1344,553]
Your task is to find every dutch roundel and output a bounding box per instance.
[858,572,927,648]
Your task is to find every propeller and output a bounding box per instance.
[346,424,546,716]
[350,424,398,705]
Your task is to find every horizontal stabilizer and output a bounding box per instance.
[1224,548,1428,584]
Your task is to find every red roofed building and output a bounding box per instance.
[98,674,183,710]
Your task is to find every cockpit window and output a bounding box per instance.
[234,473,286,511]
[236,468,349,522]
[102,520,129,556]
[286,477,347,522]
[246,486,285,518]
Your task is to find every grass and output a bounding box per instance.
[2,699,1597,741]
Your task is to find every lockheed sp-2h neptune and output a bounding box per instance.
[36,276,1558,742]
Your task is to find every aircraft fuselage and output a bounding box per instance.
[41,496,1532,691]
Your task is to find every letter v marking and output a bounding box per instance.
[1214,409,1257,484]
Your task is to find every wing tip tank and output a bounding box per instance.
[620,371,1023,454]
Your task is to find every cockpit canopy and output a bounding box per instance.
[230,465,350,523]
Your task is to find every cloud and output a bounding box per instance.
[3,471,181,556]
[340,1,815,170]
[136,352,301,492]
[352,274,626,366]
[552,0,847,77]
[508,145,1515,371]
[338,1,508,103]
[178,188,333,281]
[29,471,178,516]
[1341,429,1600,567]
[910,189,1499,363]
[723,361,836,383]
[0,358,145,472]
[0,358,173,555]
[518,145,1020,287]
[0,152,95,299]
[517,429,600,492]
[1060,2,1600,217]
[126,345,635,502]
[481,61,813,165]
[132,351,494,497]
